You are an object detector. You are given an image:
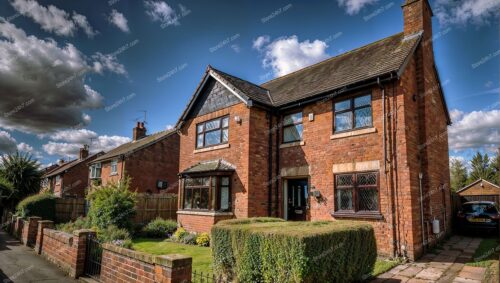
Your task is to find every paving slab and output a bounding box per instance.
[0,231,76,283]
[457,266,486,281]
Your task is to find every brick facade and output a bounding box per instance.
[21,216,41,247]
[94,131,180,194]
[176,0,450,260]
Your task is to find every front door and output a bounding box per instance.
[287,179,308,221]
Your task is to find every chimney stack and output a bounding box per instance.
[402,0,433,40]
[133,121,147,141]
[79,144,89,159]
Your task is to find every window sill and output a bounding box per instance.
[331,211,383,220]
[194,143,230,154]
[176,210,234,217]
[330,127,376,140]
[280,141,305,149]
[109,173,118,176]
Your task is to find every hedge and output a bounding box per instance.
[16,193,56,221]
[211,218,376,283]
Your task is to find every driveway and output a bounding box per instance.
[0,231,76,283]
[372,236,491,283]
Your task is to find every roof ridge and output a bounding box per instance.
[260,32,404,87]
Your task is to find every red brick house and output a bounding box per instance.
[175,0,451,260]
[88,122,180,194]
[43,146,104,197]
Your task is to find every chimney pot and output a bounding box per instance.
[133,122,147,141]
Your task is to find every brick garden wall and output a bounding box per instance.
[100,243,192,283]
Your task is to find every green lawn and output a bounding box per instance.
[132,237,397,277]
[132,238,213,275]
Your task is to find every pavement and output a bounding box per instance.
[372,236,490,283]
[0,230,76,283]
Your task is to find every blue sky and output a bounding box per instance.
[0,0,498,167]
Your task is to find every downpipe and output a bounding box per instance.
[419,172,426,253]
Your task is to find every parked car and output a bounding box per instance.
[457,201,500,235]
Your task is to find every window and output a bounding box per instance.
[55,175,61,185]
[282,112,303,143]
[182,176,231,211]
[90,163,102,179]
[334,172,379,213]
[111,159,118,175]
[196,116,229,149]
[334,94,372,132]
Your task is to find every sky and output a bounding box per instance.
[0,0,498,167]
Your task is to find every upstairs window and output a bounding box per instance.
[196,116,229,149]
[55,175,61,185]
[334,94,372,132]
[111,159,118,175]
[282,112,303,143]
[90,163,102,179]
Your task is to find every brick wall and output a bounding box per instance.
[177,212,233,233]
[21,216,41,247]
[101,243,192,283]
[39,228,94,278]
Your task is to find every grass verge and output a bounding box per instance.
[466,237,500,282]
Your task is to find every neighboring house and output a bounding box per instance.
[457,179,500,205]
[89,122,180,194]
[175,0,451,260]
[44,145,104,197]
[40,164,60,193]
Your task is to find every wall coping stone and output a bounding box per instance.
[102,243,192,268]
[73,229,96,236]
[44,229,73,245]
[176,210,234,217]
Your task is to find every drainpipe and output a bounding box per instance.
[378,77,396,258]
[267,111,273,216]
[419,172,426,252]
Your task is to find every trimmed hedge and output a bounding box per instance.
[141,217,177,238]
[212,218,376,283]
[16,193,56,221]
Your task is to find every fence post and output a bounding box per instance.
[35,220,54,254]
[154,254,192,283]
[71,229,95,278]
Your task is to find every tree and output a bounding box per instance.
[468,152,496,184]
[450,159,468,191]
[494,149,500,185]
[0,152,42,209]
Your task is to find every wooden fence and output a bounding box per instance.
[55,197,86,223]
[134,194,178,224]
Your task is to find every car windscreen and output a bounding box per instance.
[463,203,498,214]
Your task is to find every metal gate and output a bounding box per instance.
[84,234,102,280]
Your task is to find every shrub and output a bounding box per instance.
[97,225,132,248]
[142,217,177,238]
[86,177,136,231]
[211,218,377,283]
[56,217,92,233]
[16,193,56,220]
[173,227,188,241]
[196,232,210,247]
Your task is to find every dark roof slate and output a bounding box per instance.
[92,129,177,163]
[180,159,235,175]
[261,32,421,106]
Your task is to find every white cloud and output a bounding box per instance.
[17,142,33,152]
[252,35,270,51]
[336,0,378,15]
[144,1,180,27]
[0,21,125,134]
[257,35,330,77]
[0,130,17,153]
[92,53,127,75]
[435,0,500,26]
[448,109,500,151]
[42,129,130,158]
[10,0,97,37]
[108,9,130,33]
[165,124,174,130]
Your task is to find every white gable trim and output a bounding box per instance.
[457,178,500,193]
[208,70,250,104]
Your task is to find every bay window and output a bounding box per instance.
[196,116,229,149]
[182,175,231,212]
[334,94,372,132]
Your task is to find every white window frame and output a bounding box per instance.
[110,159,118,175]
[55,175,61,185]
[90,163,102,179]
